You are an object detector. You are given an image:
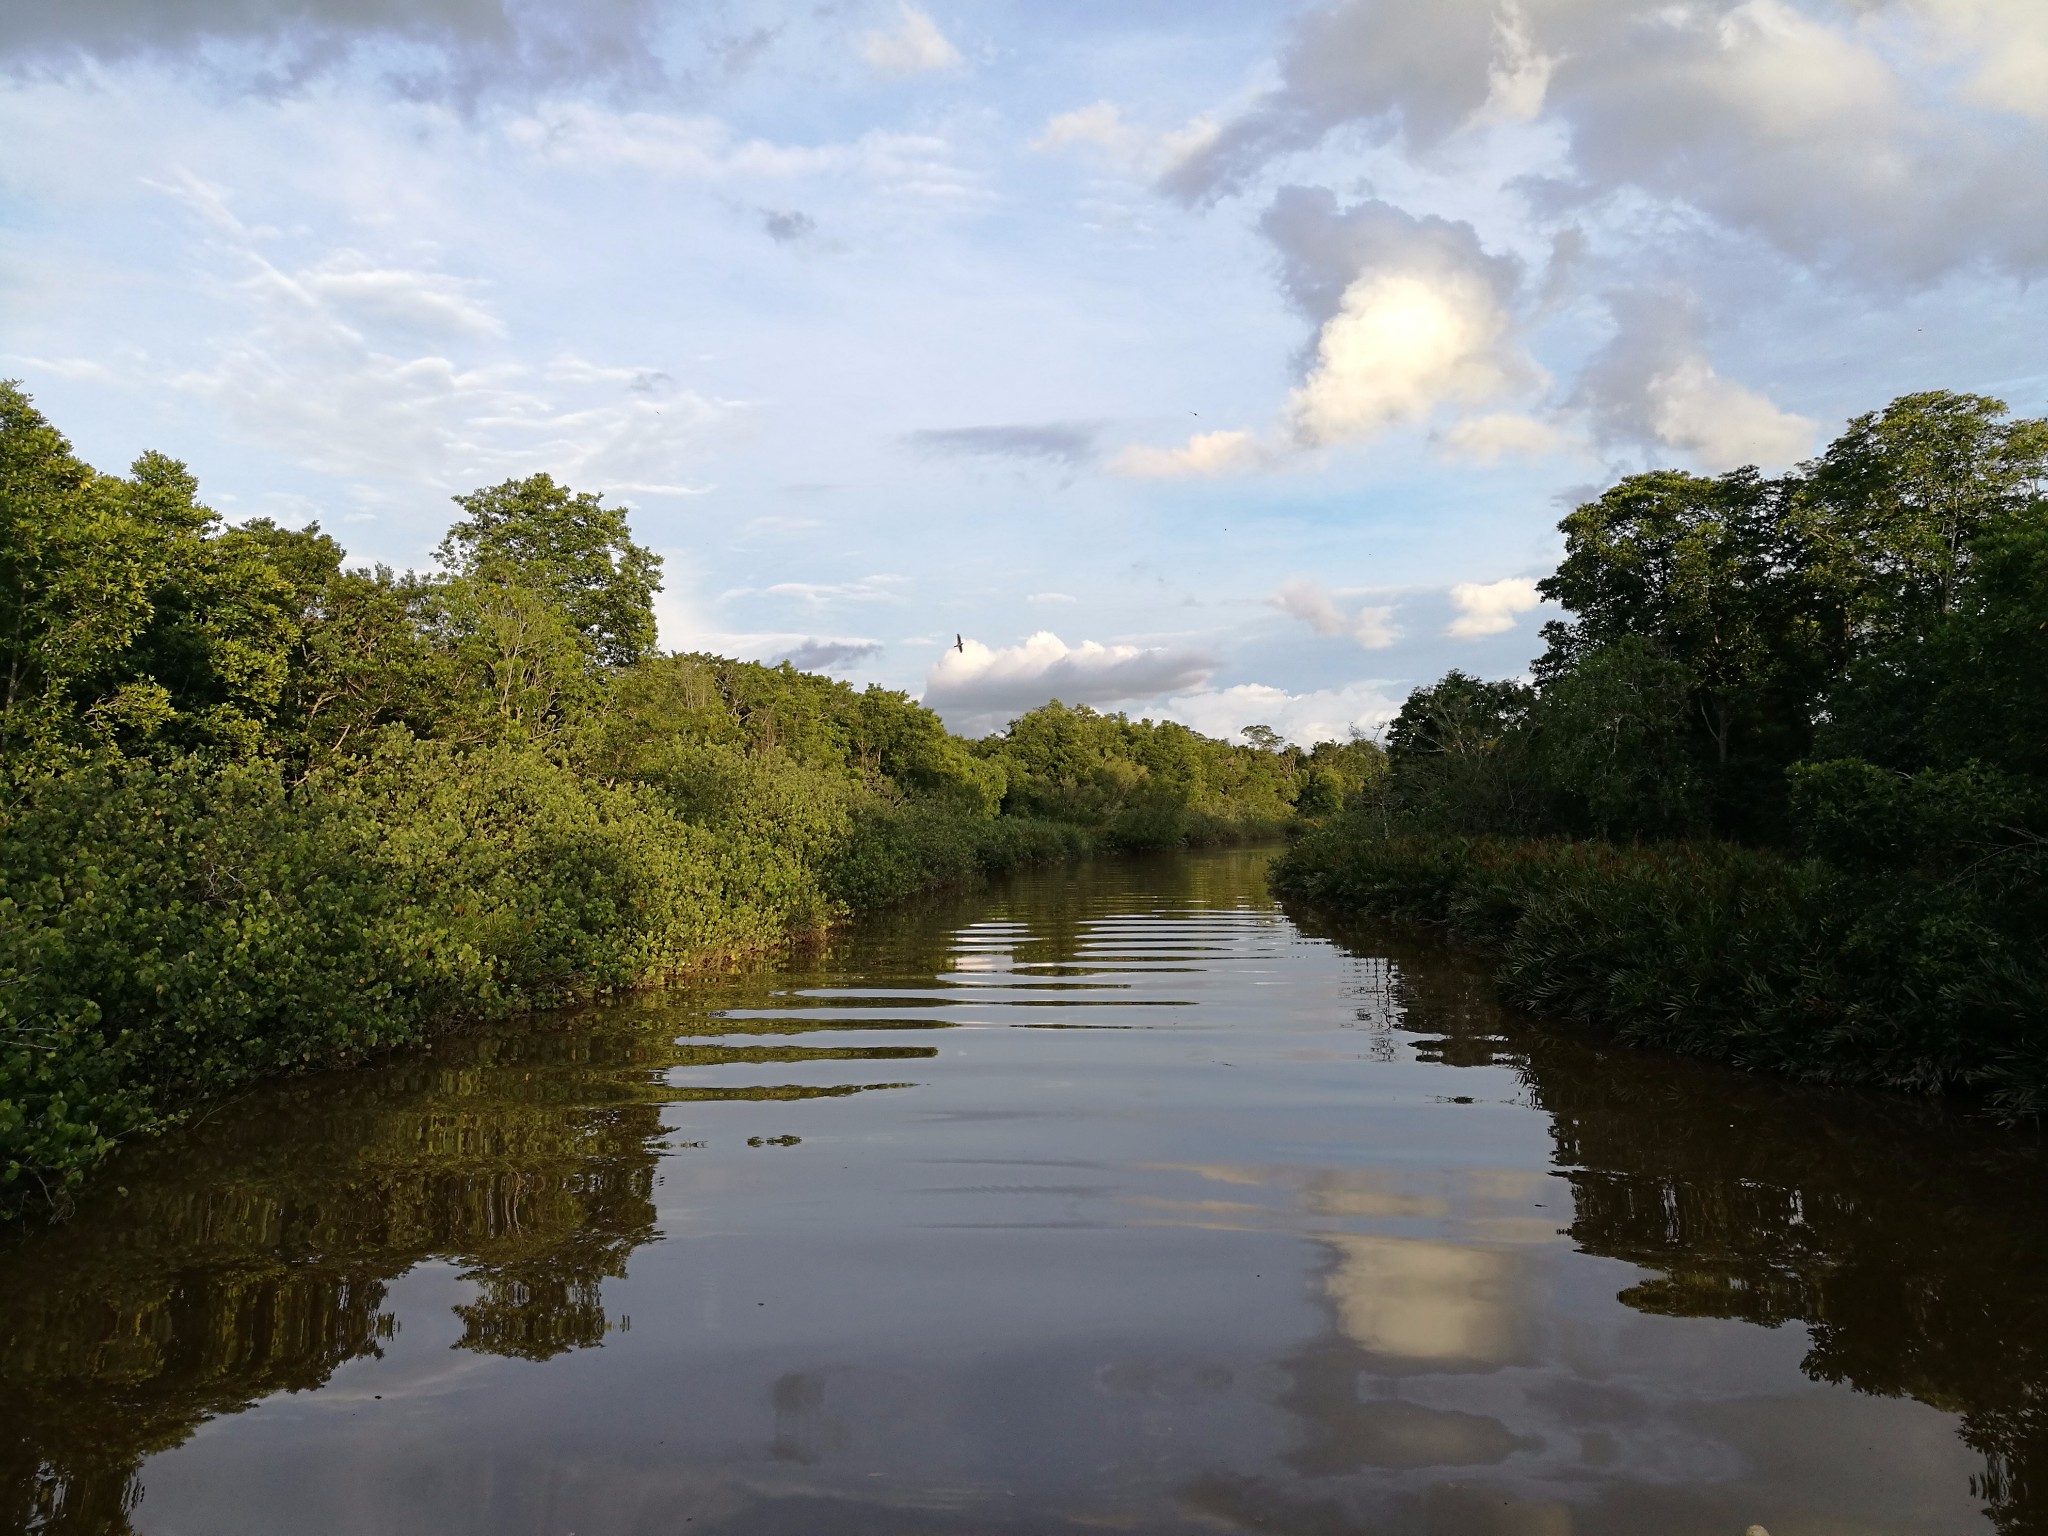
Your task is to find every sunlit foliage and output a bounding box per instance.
[0,383,1345,1218]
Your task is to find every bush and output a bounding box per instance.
[1271,818,2048,1111]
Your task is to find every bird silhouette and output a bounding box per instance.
[954,634,965,653]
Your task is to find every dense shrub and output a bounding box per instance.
[1272,827,2048,1109]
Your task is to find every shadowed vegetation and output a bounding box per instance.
[1275,389,2048,1110]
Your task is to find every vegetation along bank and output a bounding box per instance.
[1273,390,2048,1114]
[0,383,1385,1219]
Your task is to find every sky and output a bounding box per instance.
[3,0,2045,741]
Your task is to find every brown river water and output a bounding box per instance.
[4,846,2046,1536]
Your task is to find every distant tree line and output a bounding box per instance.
[0,382,1370,1218]
[1276,390,2048,1110]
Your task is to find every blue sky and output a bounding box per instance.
[4,0,2045,739]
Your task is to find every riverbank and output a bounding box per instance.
[1270,820,2048,1115]
[2,749,1296,1222]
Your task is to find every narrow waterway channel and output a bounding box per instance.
[4,846,2045,1535]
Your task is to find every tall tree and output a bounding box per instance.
[1534,466,1827,832]
[1799,390,2048,636]
[436,475,662,668]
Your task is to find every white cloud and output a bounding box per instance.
[1644,357,1816,471]
[1258,191,1539,450]
[507,104,839,178]
[1446,577,1543,639]
[1175,0,2048,284]
[1574,289,1815,470]
[761,574,910,605]
[1268,578,1400,649]
[859,4,962,76]
[505,104,981,200]
[1289,267,1528,446]
[775,637,885,672]
[1474,1,1557,126]
[1909,0,2048,122]
[1158,680,1404,747]
[1110,428,1262,479]
[147,195,729,496]
[923,631,1214,734]
[300,254,506,339]
[1033,101,1222,177]
[1434,412,1569,462]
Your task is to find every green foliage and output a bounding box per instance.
[0,386,305,764]
[977,700,1303,848]
[1532,637,1704,838]
[1283,387,2048,1108]
[0,383,1331,1219]
[1273,828,2048,1108]
[1379,670,1541,834]
[437,473,662,667]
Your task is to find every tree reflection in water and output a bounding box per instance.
[1295,907,2048,1534]
[0,1018,930,1534]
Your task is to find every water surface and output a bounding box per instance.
[5,847,2046,1535]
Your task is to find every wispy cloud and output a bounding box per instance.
[505,104,983,201]
[906,421,1100,467]
[145,177,727,496]
[761,574,910,606]
[774,637,885,672]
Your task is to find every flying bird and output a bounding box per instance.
[954,634,965,653]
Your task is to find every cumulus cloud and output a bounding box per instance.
[924,632,1215,734]
[1446,577,1543,639]
[859,4,962,76]
[1158,680,1404,747]
[1263,190,1538,447]
[1168,0,2048,284]
[906,422,1100,466]
[1268,578,1400,649]
[775,638,885,672]
[1110,429,1262,478]
[1574,290,1815,469]
[0,0,663,98]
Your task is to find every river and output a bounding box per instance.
[3,846,2045,1535]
